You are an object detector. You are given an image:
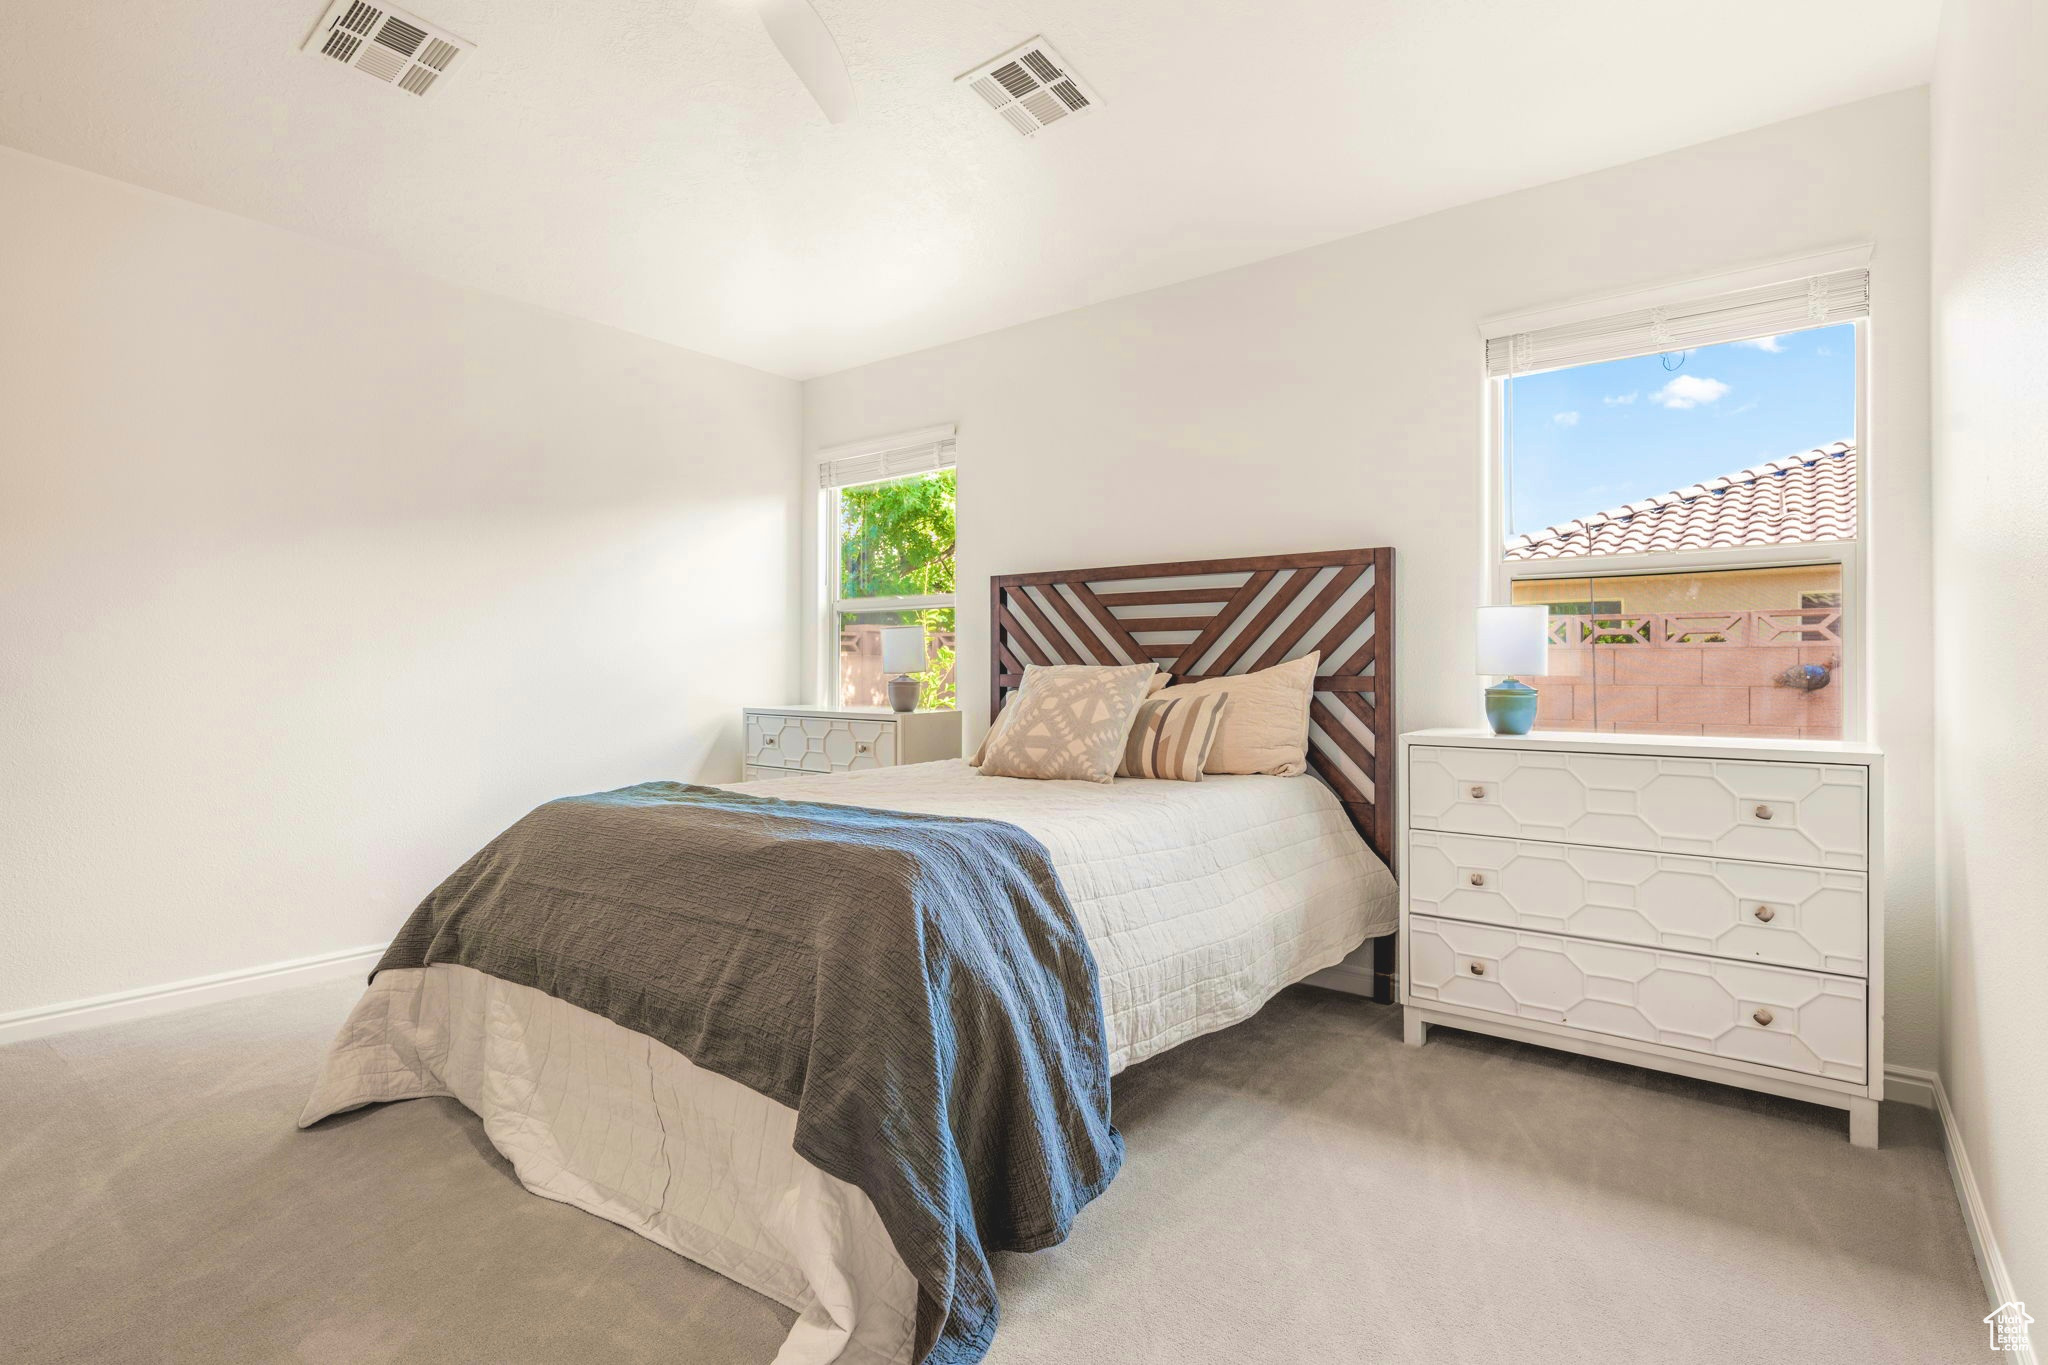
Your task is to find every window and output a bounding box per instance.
[1486,261,1867,739]
[1799,591,1843,643]
[820,429,958,710]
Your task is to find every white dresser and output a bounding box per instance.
[1398,728,1885,1146]
[741,706,962,783]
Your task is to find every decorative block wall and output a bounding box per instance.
[1521,611,1843,738]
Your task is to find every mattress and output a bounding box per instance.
[302,760,1397,1364]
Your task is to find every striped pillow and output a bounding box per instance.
[1117,692,1229,781]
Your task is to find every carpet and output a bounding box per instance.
[0,980,1984,1363]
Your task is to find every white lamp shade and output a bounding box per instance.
[1476,605,1550,677]
[880,625,927,675]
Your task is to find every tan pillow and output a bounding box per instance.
[1151,653,1319,776]
[971,668,1171,766]
[977,663,1158,783]
[1117,692,1230,781]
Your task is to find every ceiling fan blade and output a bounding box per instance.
[756,0,855,124]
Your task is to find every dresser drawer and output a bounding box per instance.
[1407,830,1869,976]
[1408,746,1869,869]
[745,712,897,772]
[743,764,798,782]
[1407,915,1866,1084]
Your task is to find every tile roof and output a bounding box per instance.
[1504,441,1857,562]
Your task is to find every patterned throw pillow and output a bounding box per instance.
[971,668,1171,767]
[977,663,1158,783]
[1117,692,1230,781]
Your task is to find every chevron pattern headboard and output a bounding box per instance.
[989,547,1397,867]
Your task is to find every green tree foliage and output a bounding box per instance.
[839,470,956,598]
[841,471,957,708]
[911,614,957,711]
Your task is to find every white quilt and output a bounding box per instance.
[301,761,1396,1364]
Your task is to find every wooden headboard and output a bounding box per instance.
[989,547,1397,868]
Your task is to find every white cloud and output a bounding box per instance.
[1603,392,1637,406]
[1651,375,1731,409]
[1737,335,1786,352]
[1552,411,1580,426]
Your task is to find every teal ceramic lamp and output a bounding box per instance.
[1477,605,1550,736]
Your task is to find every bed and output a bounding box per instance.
[301,547,1399,1365]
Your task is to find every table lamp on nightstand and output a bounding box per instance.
[1476,605,1550,736]
[881,626,927,713]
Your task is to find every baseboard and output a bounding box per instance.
[1884,1064,1939,1109]
[1920,1068,2038,1363]
[0,944,383,1046]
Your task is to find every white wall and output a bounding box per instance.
[0,147,801,1018]
[1932,0,2047,1310]
[804,90,1939,1068]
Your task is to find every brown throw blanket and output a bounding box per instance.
[371,781,1123,1364]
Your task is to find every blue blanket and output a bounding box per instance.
[373,782,1124,1362]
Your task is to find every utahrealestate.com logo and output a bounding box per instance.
[1985,1302,2033,1353]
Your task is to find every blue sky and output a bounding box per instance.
[1504,322,1856,537]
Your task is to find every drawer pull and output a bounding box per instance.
[1468,785,1487,799]
[1469,962,1486,976]
[763,737,778,747]
[1754,804,1774,820]
[1468,872,1487,887]
[1752,1008,1775,1027]
[1753,905,1776,923]
[856,742,871,754]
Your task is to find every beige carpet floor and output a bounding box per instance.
[1,980,1985,1364]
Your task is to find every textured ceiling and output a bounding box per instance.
[0,0,1937,378]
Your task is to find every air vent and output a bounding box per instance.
[956,38,1098,138]
[301,0,471,98]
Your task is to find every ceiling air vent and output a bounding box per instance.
[956,38,1098,138]
[301,0,471,98]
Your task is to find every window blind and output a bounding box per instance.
[817,427,958,489]
[1484,269,1869,377]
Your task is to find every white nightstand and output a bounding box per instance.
[1398,728,1885,1146]
[742,706,962,782]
